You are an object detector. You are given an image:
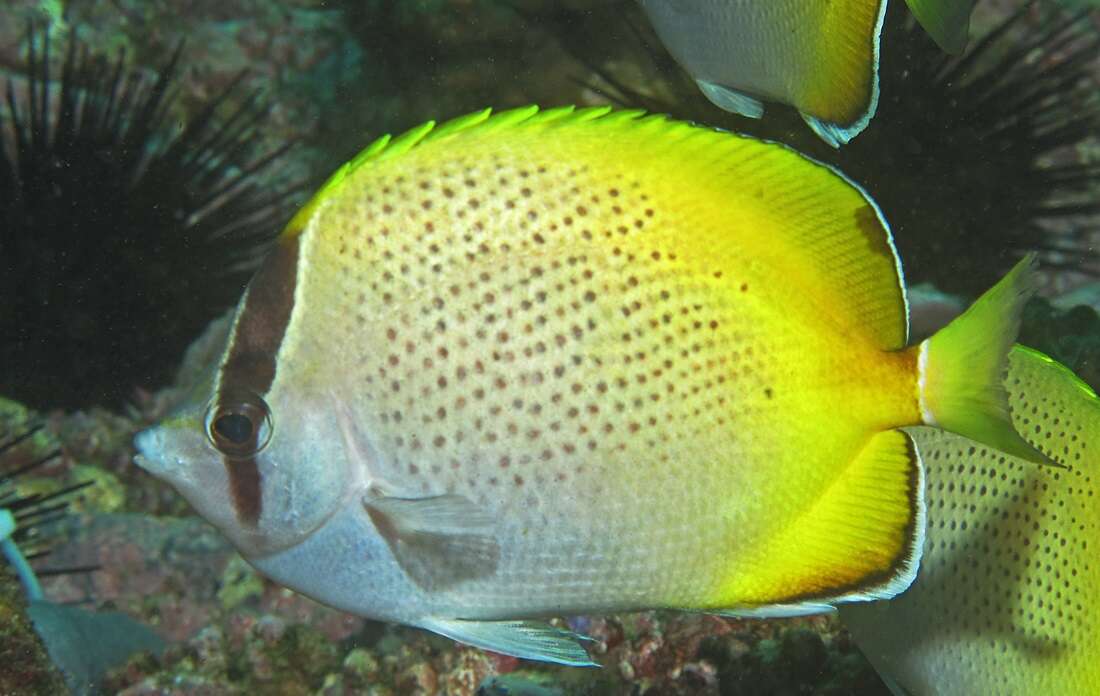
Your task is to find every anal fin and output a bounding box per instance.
[714,603,836,620]
[364,494,500,591]
[802,113,866,149]
[422,617,597,667]
[696,80,765,119]
[713,430,925,614]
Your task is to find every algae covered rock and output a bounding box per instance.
[0,573,67,695]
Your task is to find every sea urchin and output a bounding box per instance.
[1,27,304,411]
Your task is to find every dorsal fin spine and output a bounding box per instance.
[283,105,654,239]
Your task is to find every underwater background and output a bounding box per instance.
[1,0,1099,694]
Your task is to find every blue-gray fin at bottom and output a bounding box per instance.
[713,602,837,619]
[422,617,598,667]
[696,79,765,119]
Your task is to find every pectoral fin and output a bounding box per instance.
[364,494,500,591]
[422,617,597,667]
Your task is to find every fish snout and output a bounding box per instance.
[133,426,167,475]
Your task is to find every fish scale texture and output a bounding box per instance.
[271,109,922,615]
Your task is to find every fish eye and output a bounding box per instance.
[204,392,273,458]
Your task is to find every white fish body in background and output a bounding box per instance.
[638,0,978,146]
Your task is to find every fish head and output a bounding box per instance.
[135,237,360,559]
[135,373,358,559]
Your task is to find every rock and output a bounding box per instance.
[0,574,66,696]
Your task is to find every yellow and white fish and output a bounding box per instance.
[135,106,1037,666]
[638,0,978,146]
[840,346,1100,695]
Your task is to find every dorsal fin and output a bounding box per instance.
[283,105,617,238]
[283,105,908,348]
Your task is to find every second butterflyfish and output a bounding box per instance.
[638,0,979,146]
[136,106,1039,666]
[841,346,1100,695]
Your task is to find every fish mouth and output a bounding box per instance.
[132,427,166,476]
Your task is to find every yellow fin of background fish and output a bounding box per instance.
[639,0,887,148]
[906,0,978,54]
[639,0,978,147]
[840,346,1100,695]
[797,0,887,147]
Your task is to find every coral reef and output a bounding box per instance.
[0,415,78,695]
[0,571,66,696]
[103,603,882,695]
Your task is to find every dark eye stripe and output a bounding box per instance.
[222,236,301,393]
[217,235,301,526]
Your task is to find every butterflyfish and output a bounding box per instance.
[840,345,1100,695]
[135,106,1038,666]
[637,0,979,146]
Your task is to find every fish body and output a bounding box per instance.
[638,0,978,146]
[135,106,1035,665]
[840,346,1100,695]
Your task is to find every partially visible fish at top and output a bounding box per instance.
[637,0,979,146]
[840,346,1100,695]
[134,106,1041,666]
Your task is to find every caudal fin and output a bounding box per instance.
[917,254,1043,462]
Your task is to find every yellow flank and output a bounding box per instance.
[840,346,1100,695]
[797,0,884,128]
[278,106,1027,612]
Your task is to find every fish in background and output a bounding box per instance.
[135,105,1039,666]
[637,0,979,146]
[840,345,1100,695]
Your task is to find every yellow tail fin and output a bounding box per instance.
[917,255,1042,462]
